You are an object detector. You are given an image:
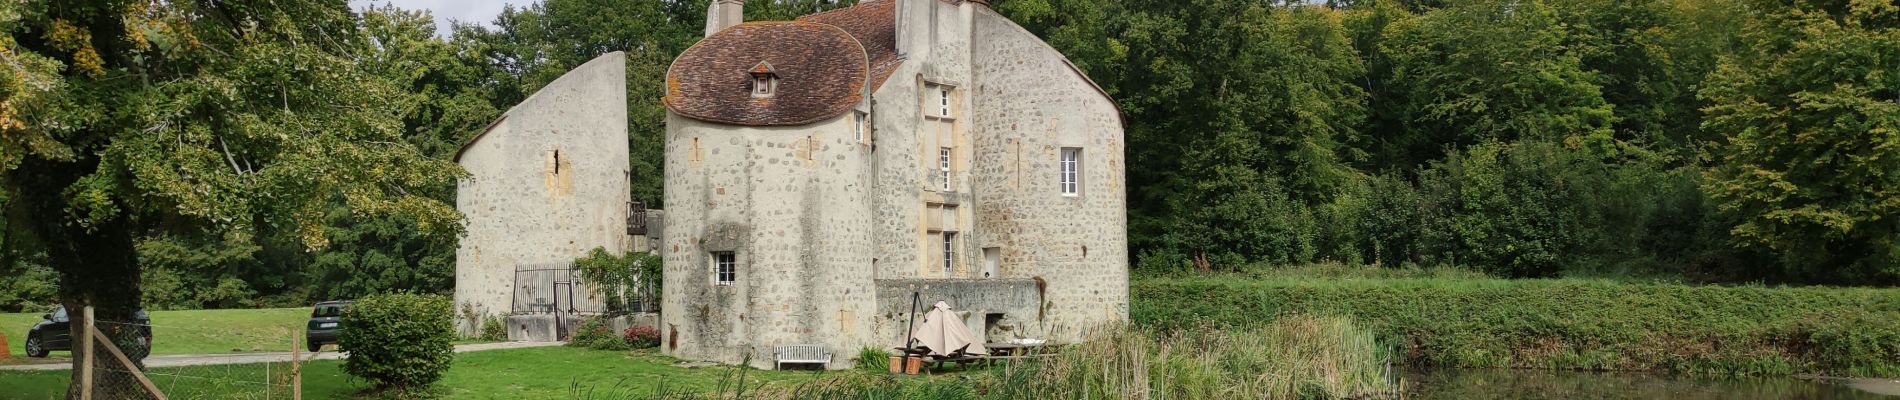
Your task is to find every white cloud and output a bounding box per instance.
[350,0,533,36]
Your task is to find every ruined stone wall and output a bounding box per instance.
[455,52,630,334]
[660,113,878,369]
[966,8,1130,341]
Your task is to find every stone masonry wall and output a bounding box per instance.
[455,52,630,334]
[661,113,878,369]
[967,7,1130,340]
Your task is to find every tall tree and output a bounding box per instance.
[1374,0,1617,168]
[1701,0,1900,284]
[0,1,461,396]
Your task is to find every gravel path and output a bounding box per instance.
[0,341,563,371]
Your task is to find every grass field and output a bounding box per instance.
[2,308,312,359]
[0,346,836,399]
[0,317,1404,400]
[1133,265,1900,377]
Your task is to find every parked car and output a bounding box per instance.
[25,306,152,358]
[305,301,350,352]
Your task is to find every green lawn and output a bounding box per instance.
[2,308,312,359]
[0,347,839,399]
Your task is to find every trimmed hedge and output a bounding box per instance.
[1133,275,1900,377]
[339,293,456,391]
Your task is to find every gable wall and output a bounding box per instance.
[455,53,632,334]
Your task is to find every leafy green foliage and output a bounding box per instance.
[624,325,661,349]
[0,254,55,312]
[340,293,457,391]
[1699,0,1900,285]
[1135,273,1900,377]
[568,316,630,351]
[573,247,662,313]
[480,314,509,342]
[853,346,891,373]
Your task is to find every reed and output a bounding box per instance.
[729,315,1401,399]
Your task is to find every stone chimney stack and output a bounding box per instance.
[896,0,933,57]
[705,0,745,37]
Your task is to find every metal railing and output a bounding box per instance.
[511,263,657,316]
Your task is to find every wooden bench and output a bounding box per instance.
[774,344,832,370]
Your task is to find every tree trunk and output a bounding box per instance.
[10,155,150,399]
[54,213,149,400]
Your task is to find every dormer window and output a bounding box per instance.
[750,61,779,98]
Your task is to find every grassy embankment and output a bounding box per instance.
[0,346,826,400]
[1134,265,1900,378]
[1,307,310,360]
[0,315,1402,399]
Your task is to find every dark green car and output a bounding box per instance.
[305,301,349,352]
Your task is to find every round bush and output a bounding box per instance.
[568,317,629,350]
[624,325,661,349]
[339,293,456,391]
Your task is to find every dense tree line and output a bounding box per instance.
[1002,0,1896,285]
[2,0,1894,321]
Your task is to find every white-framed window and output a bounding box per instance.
[853,112,867,143]
[942,233,956,276]
[939,147,952,192]
[753,76,772,96]
[712,252,736,285]
[1060,147,1081,196]
[925,83,953,118]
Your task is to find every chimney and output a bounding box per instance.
[896,0,933,57]
[705,0,745,37]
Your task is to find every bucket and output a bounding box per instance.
[888,355,924,374]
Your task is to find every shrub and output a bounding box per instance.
[569,317,629,351]
[340,293,456,392]
[854,346,891,373]
[480,314,508,342]
[624,325,661,349]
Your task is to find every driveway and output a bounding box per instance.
[0,341,563,371]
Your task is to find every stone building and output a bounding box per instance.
[662,0,1128,369]
[454,53,637,336]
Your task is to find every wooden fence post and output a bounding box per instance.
[291,330,302,400]
[80,306,93,400]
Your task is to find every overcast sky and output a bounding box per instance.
[351,0,532,36]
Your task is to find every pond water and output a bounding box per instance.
[1404,368,1900,400]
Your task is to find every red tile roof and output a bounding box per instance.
[665,0,1003,127]
[797,1,901,91]
[665,21,869,126]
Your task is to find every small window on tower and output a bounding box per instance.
[712,252,737,285]
[924,82,954,119]
[1061,147,1082,196]
[750,61,778,98]
[942,233,956,276]
[854,112,868,143]
[939,147,953,192]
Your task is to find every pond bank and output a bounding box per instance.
[1407,368,1900,399]
[1133,271,1900,377]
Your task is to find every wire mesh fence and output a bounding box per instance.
[88,317,305,400]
